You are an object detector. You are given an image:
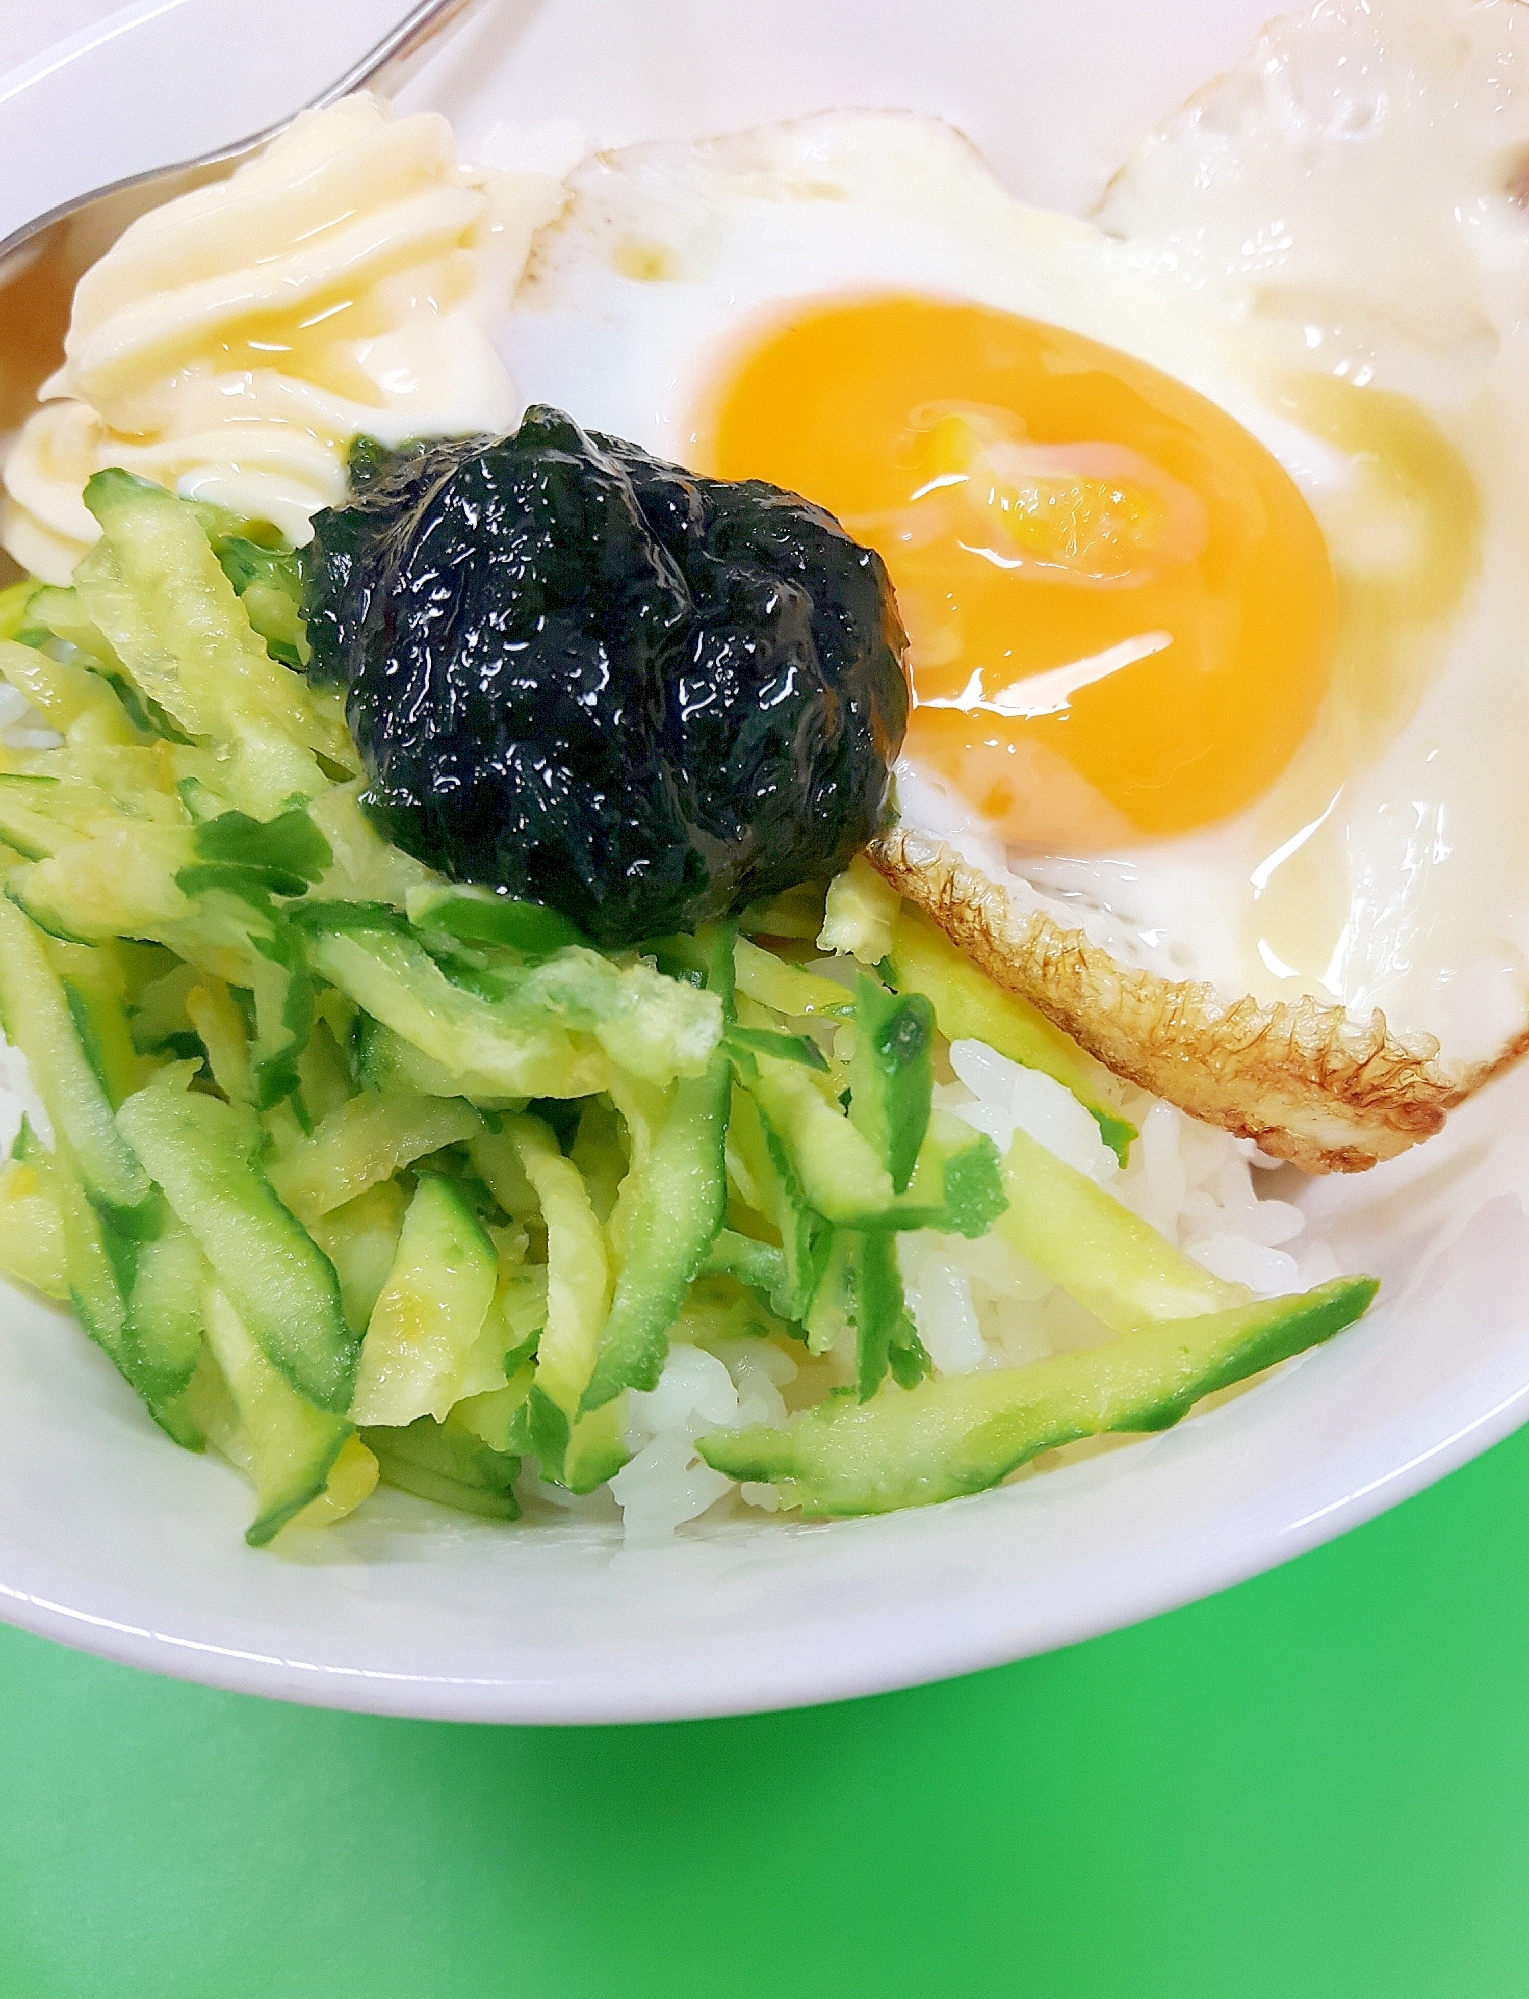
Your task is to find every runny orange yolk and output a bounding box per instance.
[700,295,1338,851]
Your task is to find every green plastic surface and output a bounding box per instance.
[3,1422,1529,1996]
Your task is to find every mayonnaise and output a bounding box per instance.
[1,94,564,583]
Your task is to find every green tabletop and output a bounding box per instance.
[1,1422,1527,1997]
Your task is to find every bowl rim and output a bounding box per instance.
[3,0,1527,1727]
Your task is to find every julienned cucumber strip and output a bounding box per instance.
[848,972,934,1195]
[996,1125,1244,1332]
[0,578,38,642]
[889,907,1136,1165]
[191,806,332,895]
[702,1229,790,1309]
[172,871,313,1111]
[723,1025,827,1074]
[9,826,315,1113]
[53,1137,131,1360]
[570,921,733,1410]
[9,821,197,938]
[351,1015,523,1107]
[474,1093,679,1490]
[200,1285,353,1546]
[45,1139,201,1444]
[0,898,152,1226]
[725,1089,825,1322]
[189,508,311,671]
[301,922,608,1100]
[362,1412,521,1521]
[0,1120,68,1300]
[405,883,585,957]
[307,1180,406,1337]
[806,1225,930,1399]
[79,470,351,780]
[833,1112,1006,1239]
[699,1276,1379,1515]
[122,1214,208,1419]
[0,633,137,744]
[733,937,854,1019]
[118,1066,357,1414]
[349,1175,499,1428]
[185,978,252,1104]
[0,780,86,862]
[56,943,140,1110]
[500,947,724,1087]
[747,1052,895,1223]
[581,1044,731,1410]
[269,1091,482,1228]
[307,784,442,906]
[523,1388,627,1496]
[300,903,722,1088]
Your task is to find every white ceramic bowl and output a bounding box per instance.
[2,0,1527,1725]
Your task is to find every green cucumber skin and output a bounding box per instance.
[79,469,333,783]
[367,1449,521,1520]
[406,884,584,958]
[0,899,152,1227]
[702,1228,790,1305]
[834,1128,1006,1239]
[580,1047,732,1410]
[849,1227,929,1401]
[581,924,737,1411]
[361,1412,520,1502]
[122,1220,206,1407]
[747,1097,826,1322]
[849,973,934,1197]
[698,1277,1379,1516]
[172,873,313,1113]
[192,807,331,888]
[118,1078,357,1414]
[201,1286,353,1546]
[304,926,606,1101]
[247,1431,351,1545]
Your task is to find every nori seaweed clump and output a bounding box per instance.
[302,407,909,947]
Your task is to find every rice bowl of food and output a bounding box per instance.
[0,0,1525,1723]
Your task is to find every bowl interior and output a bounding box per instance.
[1,0,1525,1724]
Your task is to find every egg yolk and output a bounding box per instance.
[700,295,1337,849]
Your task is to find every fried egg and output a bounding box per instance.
[502,0,1529,1170]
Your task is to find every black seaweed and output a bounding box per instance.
[301,409,909,947]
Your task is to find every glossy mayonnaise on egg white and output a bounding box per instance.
[1,93,563,582]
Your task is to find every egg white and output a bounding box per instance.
[500,0,1529,1094]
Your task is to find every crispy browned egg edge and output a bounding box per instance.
[869,821,1513,1174]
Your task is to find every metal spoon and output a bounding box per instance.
[1,0,485,268]
[0,0,486,434]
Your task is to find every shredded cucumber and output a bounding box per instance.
[890,907,1137,1164]
[0,897,151,1226]
[363,1411,520,1520]
[200,1285,354,1546]
[499,1114,610,1425]
[0,1122,68,1300]
[268,1091,483,1228]
[700,1278,1379,1515]
[349,1175,500,1427]
[118,1066,357,1414]
[301,919,609,1101]
[0,476,1377,1547]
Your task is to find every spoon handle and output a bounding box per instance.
[0,0,490,267]
[310,0,487,112]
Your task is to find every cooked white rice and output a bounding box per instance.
[534,1035,1337,1543]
